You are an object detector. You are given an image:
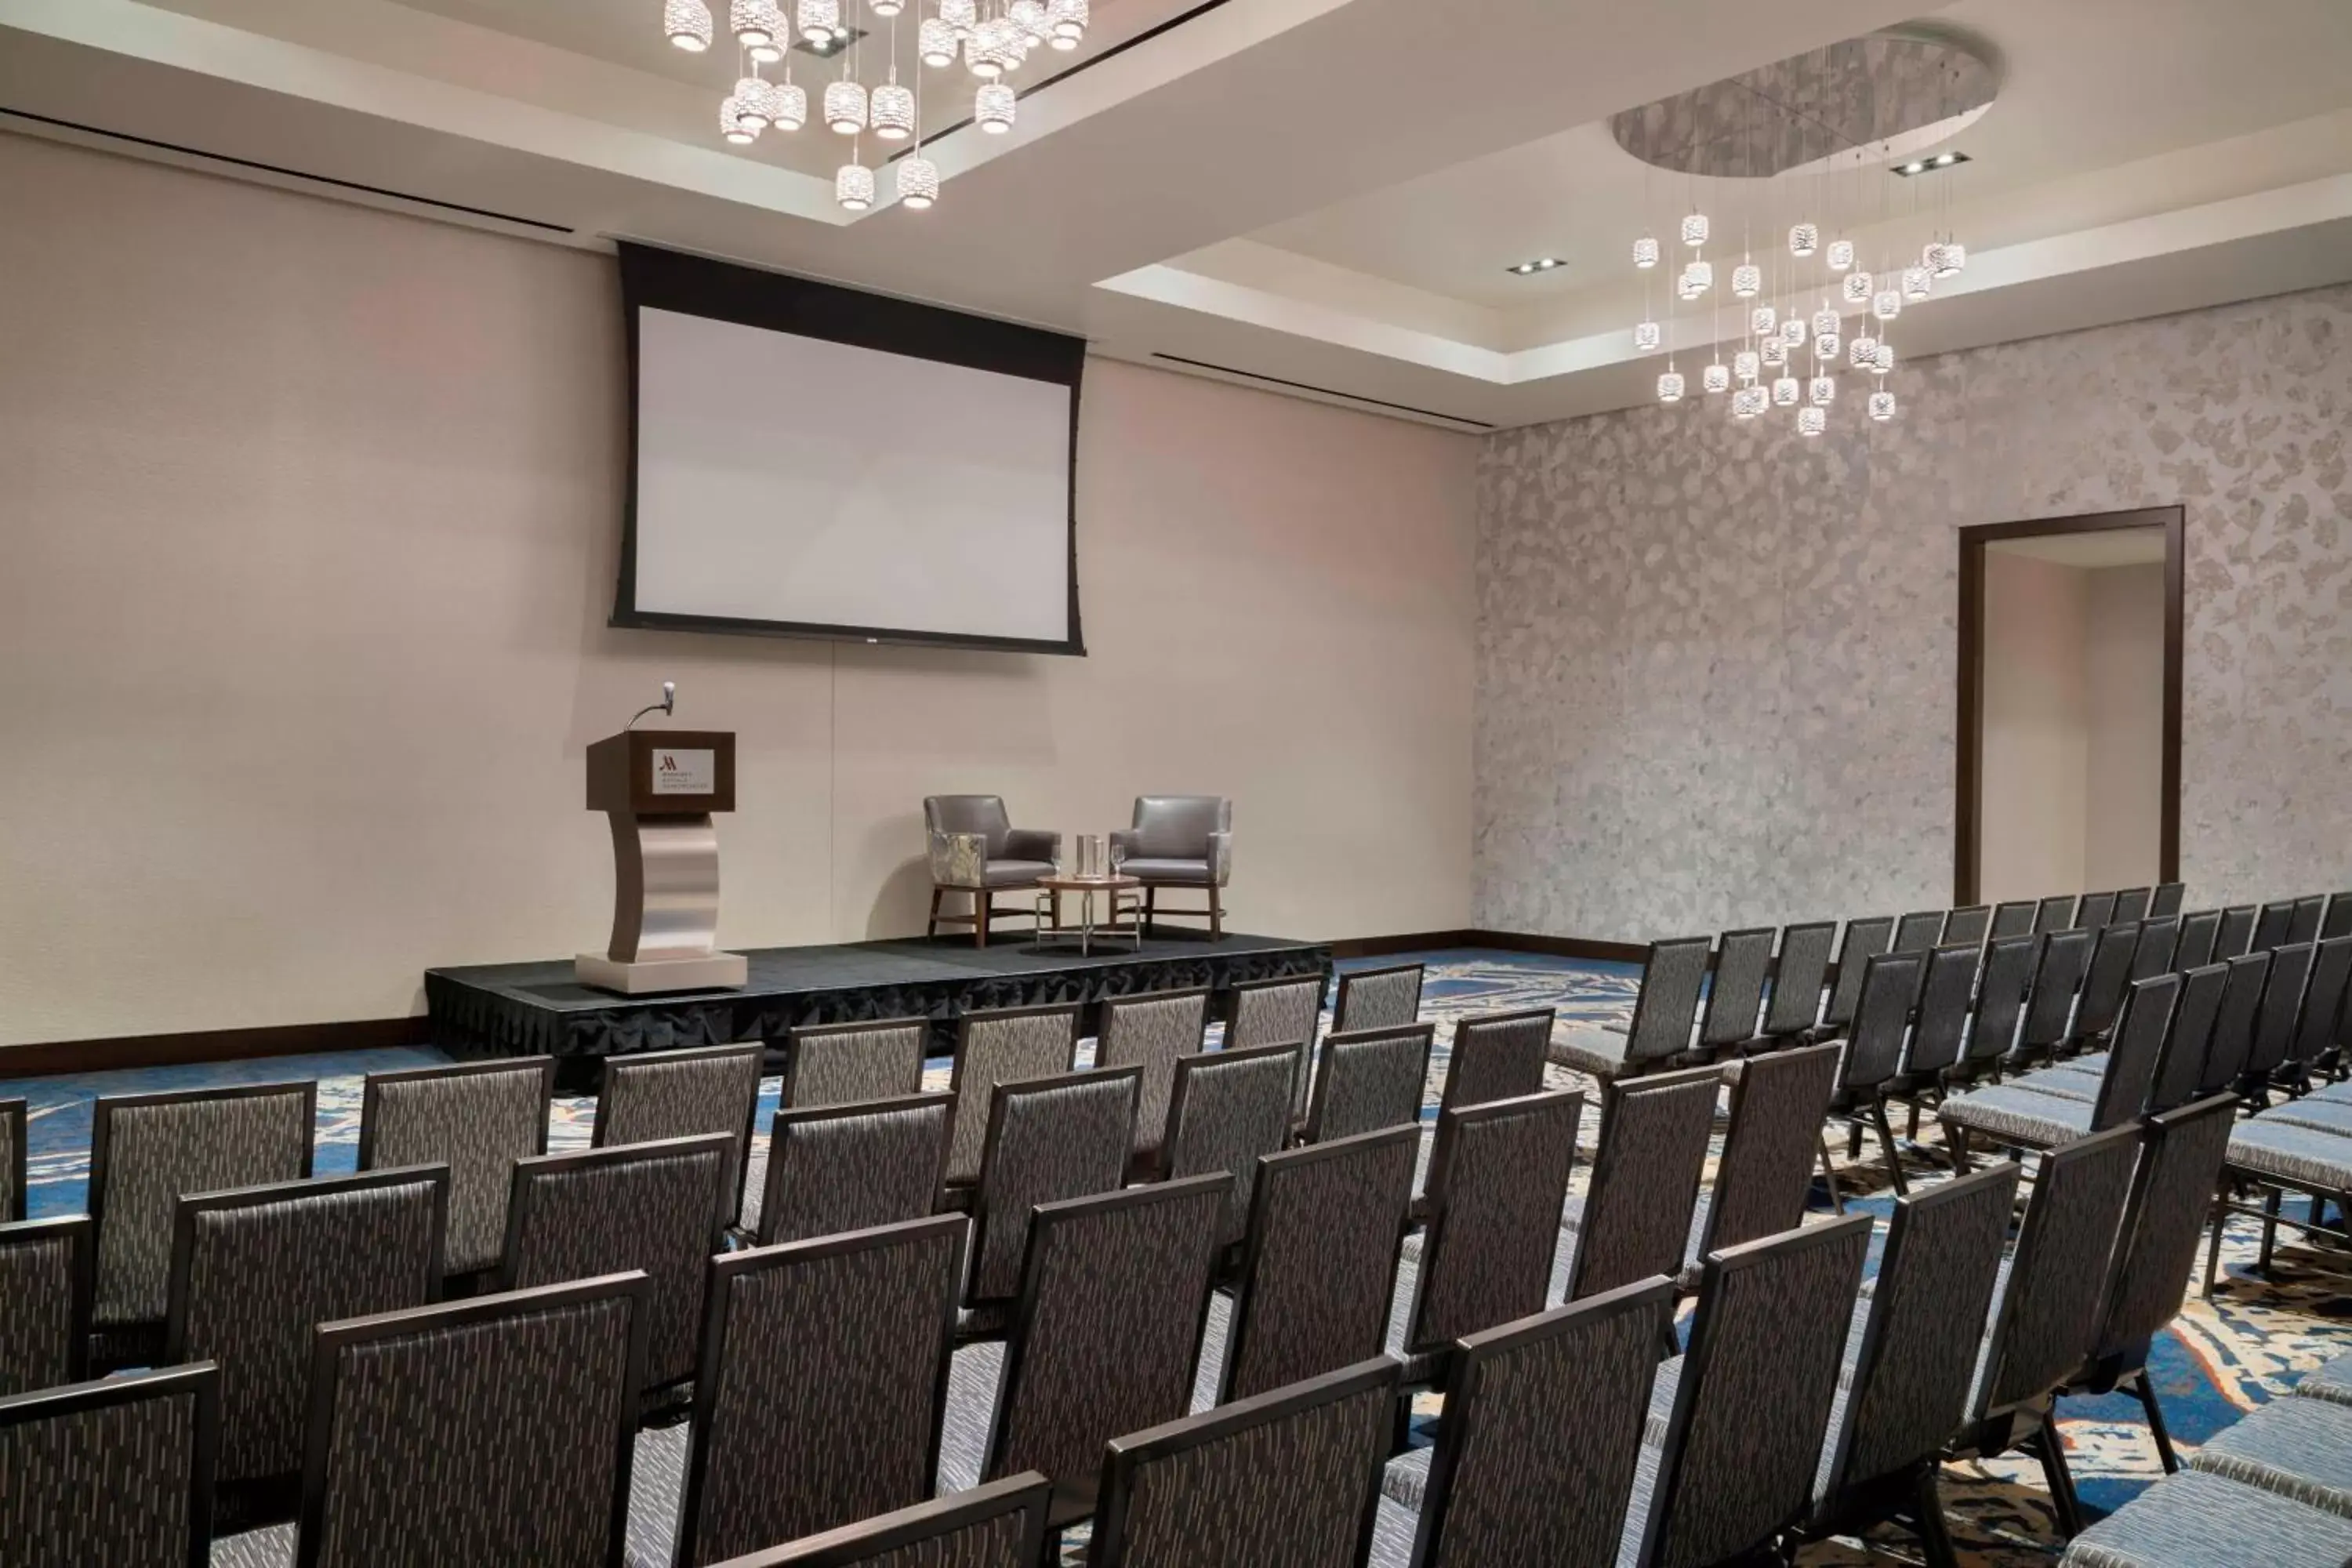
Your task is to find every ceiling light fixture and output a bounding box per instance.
[1506,257,1566,276]
[1892,150,1969,176]
[666,0,715,50]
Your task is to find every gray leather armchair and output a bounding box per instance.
[1112,795,1232,939]
[925,795,1061,946]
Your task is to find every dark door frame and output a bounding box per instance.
[1955,504,2184,906]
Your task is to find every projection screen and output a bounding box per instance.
[615,242,1085,654]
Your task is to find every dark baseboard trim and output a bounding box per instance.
[0,1015,432,1080]
[1326,930,1650,964]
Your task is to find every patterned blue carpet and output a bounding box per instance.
[6,946,2347,1566]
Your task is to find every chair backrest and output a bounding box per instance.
[1408,1277,1675,1568]
[2088,973,2182,1131]
[982,1176,1229,1523]
[2214,903,2259,959]
[677,1216,965,1567]
[2288,893,2328,944]
[2073,891,2119,931]
[90,1082,318,1331]
[2112,887,2153,924]
[2323,891,2352,941]
[1409,1091,1584,1350]
[1624,937,1714,1063]
[1095,989,1209,1156]
[1903,943,1985,1079]
[1127,794,1229,858]
[1305,1024,1432,1143]
[969,1069,1138,1302]
[2198,951,2273,1096]
[2017,927,2092,1055]
[2243,940,2317,1080]
[359,1058,554,1277]
[2172,908,2223,971]
[1224,975,1325,1114]
[0,1216,91,1396]
[2149,882,2186,918]
[1971,1123,2143,1422]
[2073,923,2147,1044]
[1891,909,1947,954]
[1963,934,2044,1067]
[594,1044,764,1229]
[297,1273,648,1568]
[700,1473,1052,1567]
[501,1133,729,1395]
[1163,1044,1299,1246]
[0,1363,219,1564]
[2092,1094,2238,1367]
[1820,917,1896,1030]
[1566,1069,1715,1302]
[1941,905,1993,949]
[1757,921,1838,1036]
[1697,1044,1841,1261]
[1091,1356,1397,1568]
[924,794,1012,855]
[1223,1127,1417,1404]
[1817,1164,2018,1505]
[165,1167,447,1490]
[2129,916,2181,983]
[1838,952,1925,1093]
[1441,1007,1554,1113]
[2285,935,2352,1079]
[1632,1215,1873,1568]
[2251,899,2296,951]
[2031,895,2078,934]
[1696,930,1774,1050]
[944,1004,1080,1184]
[2149,964,2230,1114]
[0,1098,24,1222]
[1330,963,1423,1035]
[756,1094,950,1247]
[1989,901,2038,940]
[780,1018,927,1109]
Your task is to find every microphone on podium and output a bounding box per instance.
[626,681,677,730]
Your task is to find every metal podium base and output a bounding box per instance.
[574,952,749,996]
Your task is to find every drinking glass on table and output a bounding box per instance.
[1109,841,1127,877]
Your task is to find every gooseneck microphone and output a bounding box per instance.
[626,681,677,730]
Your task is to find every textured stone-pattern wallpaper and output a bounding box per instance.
[1475,282,2352,939]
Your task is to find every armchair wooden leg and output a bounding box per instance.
[1209,883,1223,940]
[1144,886,1156,938]
[975,894,990,949]
[927,887,943,939]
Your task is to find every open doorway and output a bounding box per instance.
[1956,506,2183,905]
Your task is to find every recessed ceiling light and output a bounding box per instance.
[1507,256,1566,276]
[1892,150,1970,176]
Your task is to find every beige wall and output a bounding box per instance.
[1977,552,2089,904]
[2082,562,2167,891]
[0,133,1477,1047]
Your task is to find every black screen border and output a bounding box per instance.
[614,241,1087,656]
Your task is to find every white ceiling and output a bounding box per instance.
[4,0,2350,430]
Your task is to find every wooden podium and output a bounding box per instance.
[575,728,750,995]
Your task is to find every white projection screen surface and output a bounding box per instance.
[615,244,1085,654]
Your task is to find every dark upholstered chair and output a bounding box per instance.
[2073,891,2120,933]
[0,1215,91,1396]
[779,1018,927,1108]
[2172,907,2223,971]
[2324,891,2352,941]
[1550,936,1711,1081]
[749,1094,949,1247]
[1750,920,1838,1047]
[1943,974,2181,1166]
[1,1097,24,1222]
[937,1175,1229,1528]
[1884,942,1987,1140]
[1695,930,1774,1055]
[1801,1163,2018,1563]
[2276,935,2352,1093]
[2113,887,2154,925]
[2032,894,2078,934]
[1392,1091,1583,1380]
[1160,1044,1298,1242]
[164,1167,446,1524]
[1367,1276,1675,1568]
[1221,975,1326,1115]
[1891,909,1948,956]
[1558,1069,1712,1304]
[1330,963,1422,1036]
[2009,960,2215,1116]
[1823,952,1925,1196]
[1091,1356,1396,1568]
[967,1069,1138,1304]
[501,1134,730,1406]
[2287,893,2327,945]
[2067,923,2147,1054]
[1200,1125,1417,1408]
[1094,989,1209,1160]
[626,1216,965,1568]
[1111,795,1232,938]
[2251,899,2296,952]
[0,1363,219,1566]
[212,1273,650,1568]
[1990,900,2038,940]
[1942,904,1993,949]
[89,1082,316,1369]
[595,1045,764,1232]
[2150,881,2187,918]
[2131,915,2182,983]
[358,1057,554,1279]
[1802,917,1896,1045]
[1439,1008,1552,1118]
[1620,1214,1873,1568]
[1685,1044,1840,1284]
[695,1473,1052,1568]
[943,1004,1080,1185]
[1949,934,2043,1090]
[2240,940,2318,1092]
[2197,951,2273,1098]
[2010,927,2093,1069]
[1304,1025,1432,1145]
[2213,902,2259,959]
[924,794,1059,947]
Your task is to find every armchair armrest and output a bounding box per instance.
[929,831,987,888]
[1208,831,1232,887]
[1002,827,1061,863]
[1109,829,1141,858]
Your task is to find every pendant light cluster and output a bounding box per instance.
[664,0,1087,212]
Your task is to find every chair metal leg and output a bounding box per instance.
[2035,1424,2085,1539]
[1847,1117,1866,1160]
[1906,1100,1922,1141]
[1914,1465,1961,1568]
[1947,1123,1972,1176]
[2259,1186,2281,1272]
[2134,1374,2180,1474]
[1817,1131,1844,1214]
[2202,1189,2226,1299]
[1871,1102,1910,1195]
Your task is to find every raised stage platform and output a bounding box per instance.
[425,931,1330,1090]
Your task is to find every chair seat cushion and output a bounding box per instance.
[2306,1079,2352,1105]
[936,1339,1004,1495]
[625,1421,691,1568]
[2226,1120,2352,1191]
[1381,1445,1434,1512]
[1367,1492,1419,1568]
[2297,1348,2352,1407]
[2187,1396,2352,1518]
[1940,1084,2095,1147]
[209,1526,296,1568]
[982,858,1056,887]
[1547,1027,1631,1078]
[2060,1469,2352,1568]
[1190,1290,1232,1414]
[1120,858,1211,884]
[2259,1099,2352,1138]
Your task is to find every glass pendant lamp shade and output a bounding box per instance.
[1827,239,1855,272]
[1011,0,1050,43]
[720,94,757,141]
[1750,304,1776,336]
[897,155,941,208]
[869,0,904,13]
[1677,274,1701,303]
[1773,376,1800,407]
[1788,222,1819,257]
[731,0,784,49]
[1732,263,1761,298]
[1872,343,1895,375]
[1733,350,1760,383]
[1816,332,1840,362]
[797,0,839,41]
[1682,259,1712,295]
[1047,0,1087,43]
[1873,290,1902,321]
[1809,376,1836,406]
[667,0,715,50]
[1798,406,1827,437]
[1781,317,1806,347]
[871,81,915,139]
[732,77,771,127]
[1761,337,1788,367]
[771,80,807,129]
[1733,386,1764,419]
[1849,333,1877,368]
[1633,235,1660,270]
[1657,370,1685,404]
[1939,241,1965,275]
[1903,266,1933,300]
[836,162,875,209]
[939,0,976,29]
[1634,320,1662,353]
[920,18,958,64]
[1703,362,1732,394]
[1680,212,1709,247]
[824,78,868,132]
[975,82,1016,132]
[1842,270,1873,307]
[1869,389,1896,421]
[1812,307,1840,340]
[1925,241,1962,278]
